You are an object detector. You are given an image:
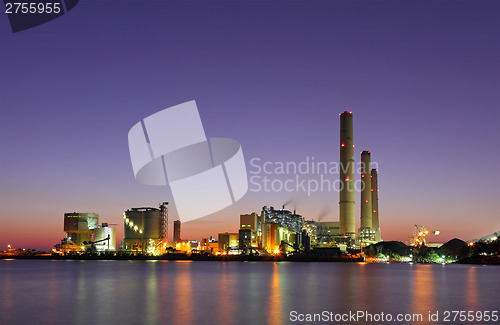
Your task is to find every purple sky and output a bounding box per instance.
[1,0,499,249]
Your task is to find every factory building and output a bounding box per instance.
[59,213,116,253]
[239,229,252,250]
[240,213,259,247]
[173,220,181,242]
[303,221,340,244]
[339,111,356,239]
[122,202,168,255]
[262,206,303,233]
[259,206,304,251]
[320,221,340,236]
[303,220,319,238]
[64,213,99,246]
[218,232,239,251]
[200,237,218,253]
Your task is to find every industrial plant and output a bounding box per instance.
[3,109,497,265]
[51,110,384,256]
[57,213,117,253]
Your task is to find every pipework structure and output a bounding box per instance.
[339,111,355,239]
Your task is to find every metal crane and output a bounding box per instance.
[410,225,440,247]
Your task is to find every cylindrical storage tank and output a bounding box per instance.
[124,209,144,240]
[64,213,99,246]
[64,213,99,232]
[143,209,161,239]
[94,224,117,251]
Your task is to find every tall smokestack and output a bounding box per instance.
[339,111,355,237]
[360,151,372,230]
[371,168,381,242]
[260,209,267,250]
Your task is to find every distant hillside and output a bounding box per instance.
[438,238,466,256]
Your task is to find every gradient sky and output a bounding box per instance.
[1,0,499,250]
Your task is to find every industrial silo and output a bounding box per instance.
[64,213,99,246]
[122,203,168,254]
[94,223,116,251]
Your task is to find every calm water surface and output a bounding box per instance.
[0,260,498,325]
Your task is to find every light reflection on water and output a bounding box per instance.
[268,263,283,325]
[412,264,436,317]
[0,260,498,325]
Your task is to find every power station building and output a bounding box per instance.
[61,213,116,252]
[122,202,168,254]
[230,207,306,253]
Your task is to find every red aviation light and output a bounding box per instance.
[373,210,377,213]
[361,174,365,178]
[341,143,345,147]
[365,200,368,203]
[371,189,374,192]
[345,177,349,181]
